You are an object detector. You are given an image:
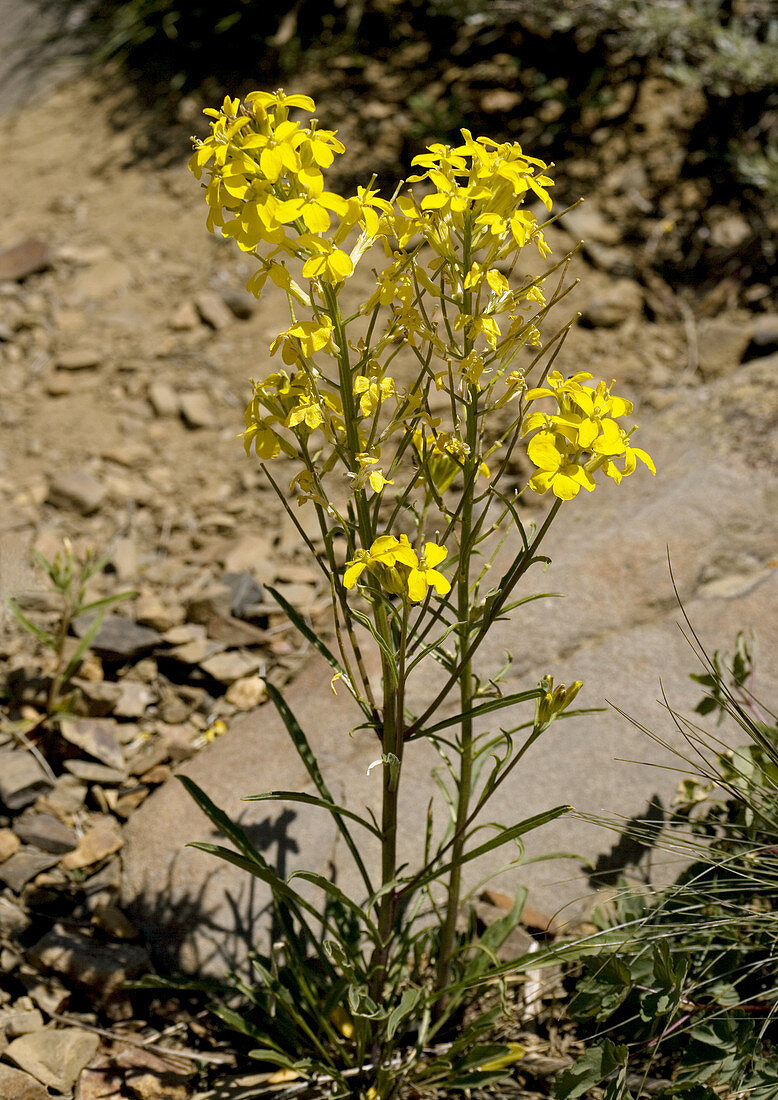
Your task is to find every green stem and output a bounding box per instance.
[436,218,478,997]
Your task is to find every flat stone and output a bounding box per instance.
[35,773,87,817]
[60,717,125,769]
[585,240,636,276]
[1,1005,44,1037]
[148,381,179,417]
[60,819,124,871]
[102,442,148,467]
[223,571,264,618]
[0,752,53,810]
[113,680,155,718]
[75,678,122,716]
[749,313,778,353]
[0,1063,50,1100]
[6,1028,100,1093]
[698,316,752,379]
[170,299,201,330]
[48,470,107,515]
[194,289,233,330]
[0,828,21,862]
[180,391,217,429]
[0,896,30,937]
[76,1043,191,1100]
[122,366,778,970]
[0,240,50,281]
[64,759,126,784]
[560,205,622,246]
[56,347,101,370]
[127,742,169,777]
[111,536,138,581]
[27,925,150,998]
[0,849,60,893]
[12,813,77,854]
[23,976,70,1017]
[582,278,643,328]
[220,287,255,320]
[73,616,162,661]
[709,211,751,250]
[223,534,275,582]
[200,650,262,685]
[134,594,184,631]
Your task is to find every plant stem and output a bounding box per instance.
[437,220,478,997]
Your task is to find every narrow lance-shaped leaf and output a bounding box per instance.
[265,584,371,718]
[409,688,544,740]
[243,791,382,838]
[404,805,570,895]
[264,683,374,897]
[5,598,56,649]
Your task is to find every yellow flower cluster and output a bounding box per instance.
[522,371,655,499]
[191,88,654,603]
[189,91,387,284]
[344,535,451,604]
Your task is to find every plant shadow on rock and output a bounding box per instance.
[126,806,302,979]
[585,795,666,890]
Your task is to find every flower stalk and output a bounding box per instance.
[181,87,656,1097]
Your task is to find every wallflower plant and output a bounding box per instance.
[175,89,655,1098]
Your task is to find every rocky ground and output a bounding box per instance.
[1,58,777,1100]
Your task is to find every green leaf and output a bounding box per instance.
[186,841,325,928]
[411,688,544,740]
[570,954,633,1021]
[264,683,374,897]
[289,869,380,942]
[407,805,570,895]
[62,608,111,684]
[386,986,422,1039]
[77,589,137,616]
[178,775,272,867]
[552,1040,628,1098]
[265,585,370,716]
[242,791,381,838]
[5,598,56,649]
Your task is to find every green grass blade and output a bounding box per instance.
[290,869,380,942]
[62,609,110,684]
[77,589,138,615]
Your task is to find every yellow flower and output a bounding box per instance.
[270,318,334,363]
[286,393,324,431]
[353,371,395,417]
[348,452,394,495]
[300,236,354,283]
[343,534,417,589]
[527,431,595,500]
[406,542,451,602]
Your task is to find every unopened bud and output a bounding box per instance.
[536,677,582,726]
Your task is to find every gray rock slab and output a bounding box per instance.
[122,366,778,972]
[27,924,150,999]
[0,1063,50,1100]
[60,717,125,770]
[0,848,60,893]
[0,752,52,811]
[6,1027,99,1094]
[12,812,77,854]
